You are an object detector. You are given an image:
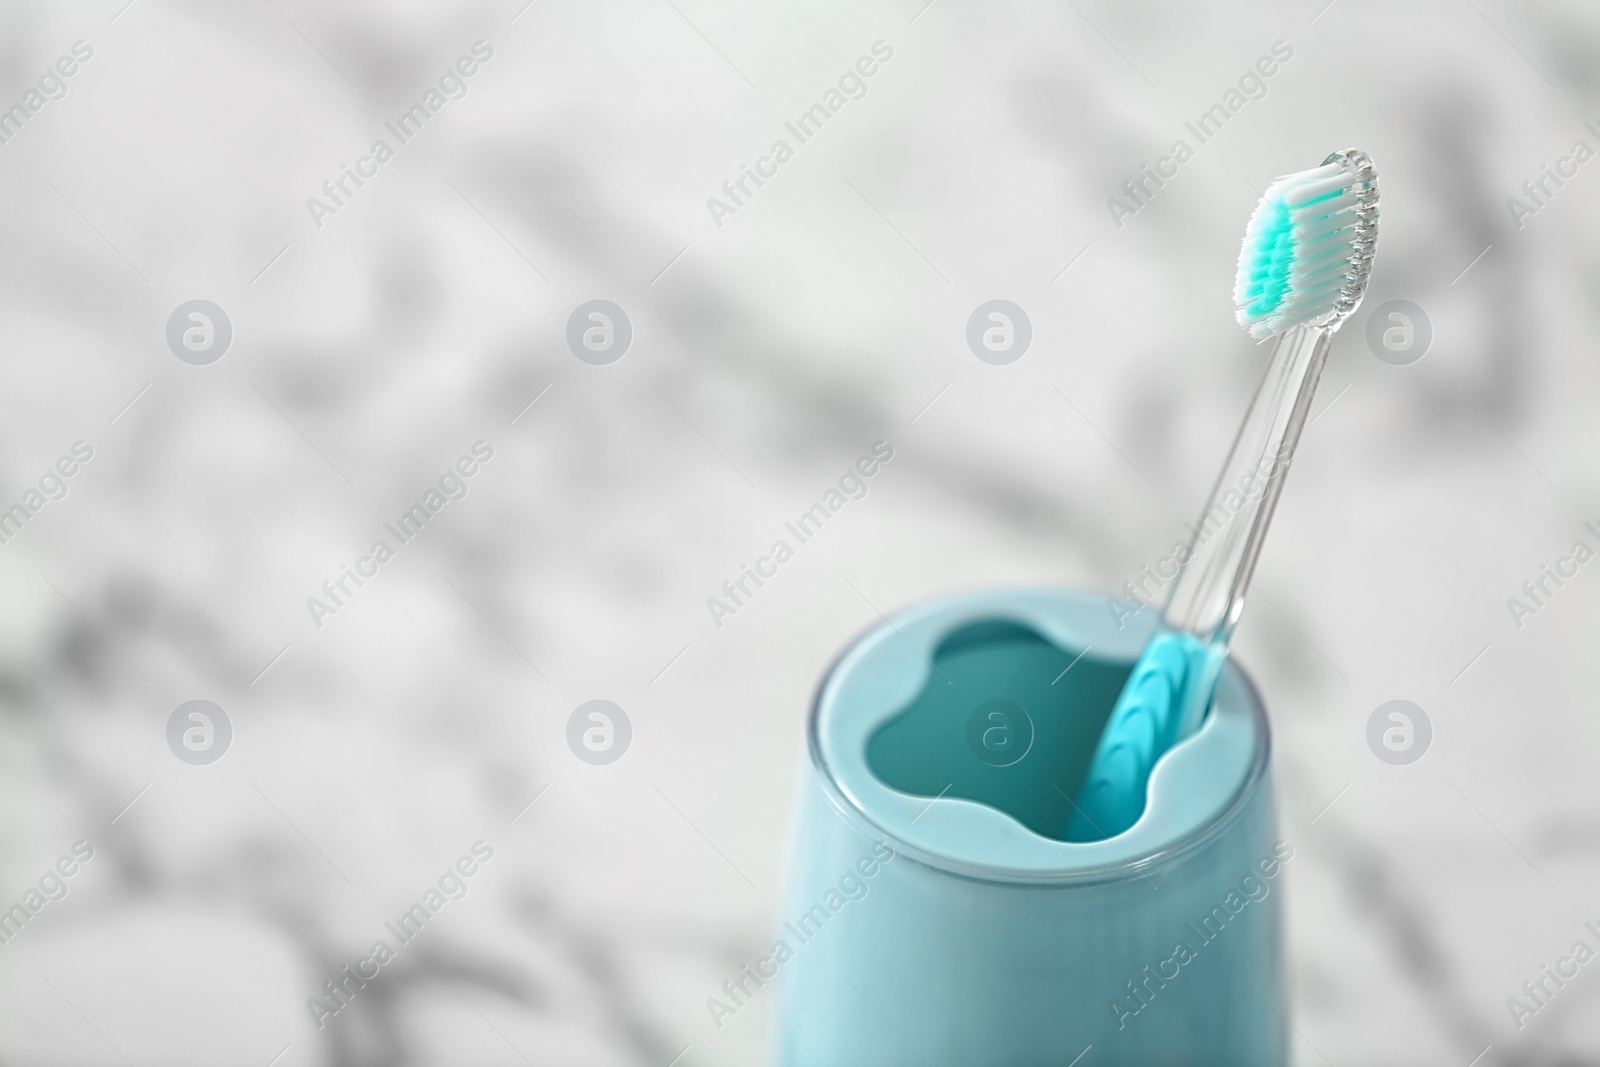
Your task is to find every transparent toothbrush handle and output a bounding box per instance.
[1068,321,1336,839]
[1162,321,1335,655]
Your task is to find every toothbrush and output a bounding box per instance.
[1064,149,1379,842]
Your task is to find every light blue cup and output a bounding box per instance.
[773,588,1288,1066]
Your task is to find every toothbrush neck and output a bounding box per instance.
[1160,321,1336,647]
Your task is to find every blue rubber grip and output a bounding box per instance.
[1064,631,1213,841]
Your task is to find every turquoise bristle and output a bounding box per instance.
[1233,154,1378,339]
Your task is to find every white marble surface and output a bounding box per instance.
[1,0,1598,1063]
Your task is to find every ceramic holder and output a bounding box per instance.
[773,587,1287,1066]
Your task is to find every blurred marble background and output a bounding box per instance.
[1,0,1598,1063]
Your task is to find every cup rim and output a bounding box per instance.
[805,585,1273,888]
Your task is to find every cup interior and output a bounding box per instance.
[865,618,1130,841]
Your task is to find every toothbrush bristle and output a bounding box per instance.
[1234,149,1379,339]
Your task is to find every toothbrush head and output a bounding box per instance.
[1234,149,1379,340]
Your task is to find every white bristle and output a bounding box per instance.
[1234,150,1379,339]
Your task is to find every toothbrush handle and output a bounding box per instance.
[1067,322,1335,841]
[1063,630,1214,841]
[1161,321,1334,673]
